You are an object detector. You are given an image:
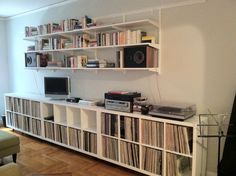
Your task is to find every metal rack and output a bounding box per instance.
[198,113,235,176]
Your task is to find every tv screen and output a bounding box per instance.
[44,77,70,97]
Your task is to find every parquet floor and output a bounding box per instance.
[1,128,144,176]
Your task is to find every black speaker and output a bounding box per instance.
[123,46,158,68]
[25,53,38,67]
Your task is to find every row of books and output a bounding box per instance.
[31,101,41,118]
[83,131,97,154]
[55,125,68,145]
[44,121,55,140]
[23,116,30,132]
[166,124,193,155]
[142,147,162,174]
[120,141,139,168]
[68,128,81,149]
[25,16,94,37]
[102,137,118,161]
[33,34,89,51]
[32,30,152,52]
[120,116,139,142]
[141,120,164,147]
[32,118,41,136]
[22,99,30,115]
[62,55,88,68]
[166,153,192,176]
[101,113,118,137]
[96,30,148,46]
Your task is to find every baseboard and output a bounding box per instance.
[206,171,217,176]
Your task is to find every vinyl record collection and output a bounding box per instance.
[142,147,162,175]
[32,118,41,136]
[166,153,192,176]
[31,101,41,118]
[102,137,118,161]
[22,99,30,115]
[44,121,55,140]
[166,124,193,155]
[101,113,118,137]
[83,131,97,154]
[23,116,30,132]
[55,124,68,144]
[120,116,139,142]
[68,127,81,149]
[141,120,164,148]
[120,141,139,168]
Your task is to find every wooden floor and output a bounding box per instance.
[1,128,144,176]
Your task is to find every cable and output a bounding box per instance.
[33,71,43,95]
[153,72,162,104]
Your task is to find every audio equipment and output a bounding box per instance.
[25,53,38,67]
[104,91,141,112]
[123,45,158,68]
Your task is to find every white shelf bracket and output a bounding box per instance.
[122,14,126,23]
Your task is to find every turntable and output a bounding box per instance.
[148,102,196,121]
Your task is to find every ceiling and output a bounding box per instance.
[0,0,72,18]
[0,0,205,19]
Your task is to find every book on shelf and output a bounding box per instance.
[25,26,38,37]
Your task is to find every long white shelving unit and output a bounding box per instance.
[24,14,160,72]
[4,93,207,176]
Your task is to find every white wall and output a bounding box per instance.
[0,19,9,115]
[5,0,236,174]
[161,1,236,173]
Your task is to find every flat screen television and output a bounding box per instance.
[44,77,70,99]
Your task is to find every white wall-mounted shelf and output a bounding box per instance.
[25,43,160,53]
[24,19,158,41]
[25,67,160,72]
[24,17,160,73]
